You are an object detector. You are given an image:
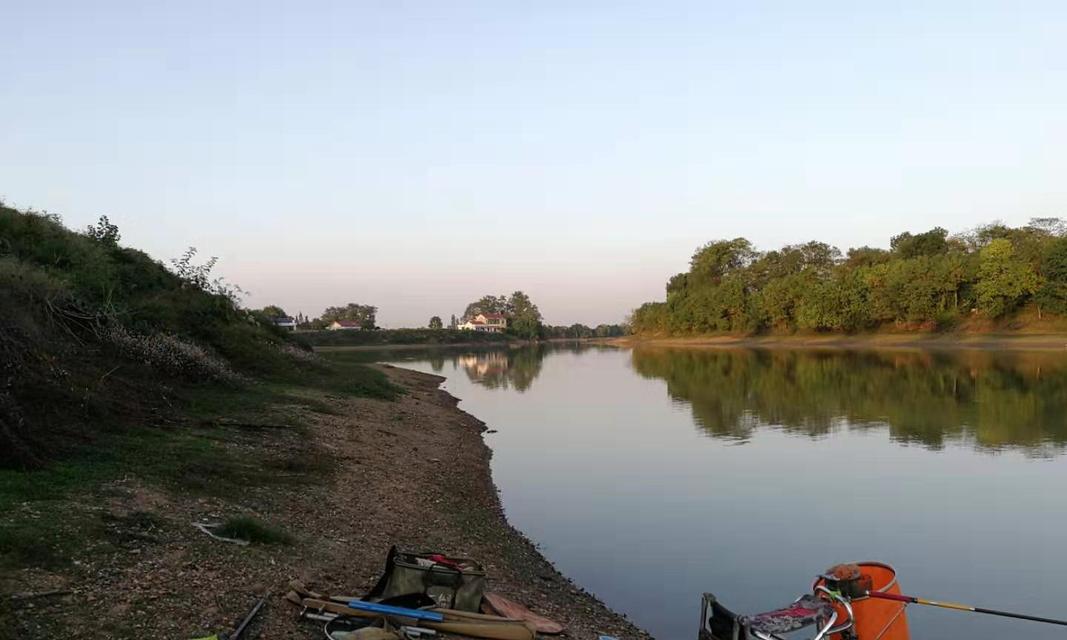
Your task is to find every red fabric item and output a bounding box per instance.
[428,553,462,568]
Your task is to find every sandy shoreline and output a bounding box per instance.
[4,365,649,639]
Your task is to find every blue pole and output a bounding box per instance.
[345,600,446,622]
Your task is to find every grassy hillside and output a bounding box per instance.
[0,205,406,597]
[0,205,395,470]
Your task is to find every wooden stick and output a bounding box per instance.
[9,590,72,601]
[299,598,536,640]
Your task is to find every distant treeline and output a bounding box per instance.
[301,324,627,347]
[631,220,1067,335]
[301,327,512,347]
[541,323,628,339]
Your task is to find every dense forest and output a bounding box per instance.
[630,220,1067,335]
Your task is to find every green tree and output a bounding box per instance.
[845,246,891,269]
[759,273,809,329]
[463,294,508,319]
[509,314,541,339]
[428,316,443,329]
[506,290,542,339]
[84,215,120,246]
[566,323,594,338]
[890,227,949,258]
[795,241,842,276]
[689,238,757,284]
[976,239,1038,317]
[593,324,627,337]
[321,303,378,329]
[796,271,870,331]
[630,302,669,334]
[1036,237,1067,316]
[259,305,287,318]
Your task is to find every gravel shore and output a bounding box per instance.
[4,365,651,640]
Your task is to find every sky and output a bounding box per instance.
[2,1,1065,327]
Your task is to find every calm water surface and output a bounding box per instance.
[379,345,1067,640]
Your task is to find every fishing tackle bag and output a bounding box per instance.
[368,546,487,612]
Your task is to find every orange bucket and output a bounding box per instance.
[815,562,910,640]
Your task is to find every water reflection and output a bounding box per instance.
[385,344,1067,640]
[429,342,609,392]
[631,347,1067,455]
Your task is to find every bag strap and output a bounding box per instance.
[366,545,399,599]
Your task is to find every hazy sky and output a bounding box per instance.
[3,1,1065,327]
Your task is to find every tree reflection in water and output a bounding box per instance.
[630,347,1067,455]
[453,343,614,392]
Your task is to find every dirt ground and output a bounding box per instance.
[2,365,651,640]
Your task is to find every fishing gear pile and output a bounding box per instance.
[287,546,563,640]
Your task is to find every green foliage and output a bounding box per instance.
[505,290,542,339]
[463,294,509,318]
[541,323,628,338]
[428,315,443,329]
[796,271,870,331]
[170,247,245,303]
[689,238,757,283]
[629,302,669,334]
[318,355,404,400]
[976,239,1039,318]
[320,303,377,329]
[890,227,950,258]
[1036,237,1067,315]
[85,215,121,246]
[259,305,287,318]
[0,204,318,469]
[632,220,1065,335]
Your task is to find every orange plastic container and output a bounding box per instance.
[815,562,910,640]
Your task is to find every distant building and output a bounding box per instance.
[273,316,297,331]
[328,320,363,331]
[457,312,508,333]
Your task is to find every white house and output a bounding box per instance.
[328,320,362,331]
[272,316,297,331]
[457,312,508,333]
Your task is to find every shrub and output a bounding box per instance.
[103,326,243,384]
[934,310,960,332]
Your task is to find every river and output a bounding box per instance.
[377,343,1067,640]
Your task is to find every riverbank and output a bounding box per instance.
[314,338,606,353]
[615,332,1067,351]
[1,364,648,639]
[315,341,526,352]
[298,328,514,349]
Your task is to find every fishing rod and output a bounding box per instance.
[867,590,1067,627]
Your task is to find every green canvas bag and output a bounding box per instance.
[368,546,487,612]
